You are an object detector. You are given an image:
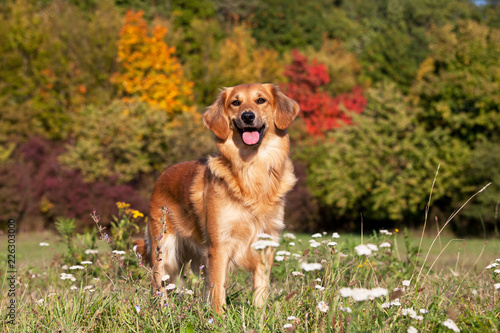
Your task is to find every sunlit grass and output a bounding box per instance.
[2,224,500,332]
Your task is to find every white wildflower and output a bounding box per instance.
[380,229,392,235]
[382,298,401,309]
[289,242,295,246]
[340,306,352,313]
[85,249,98,255]
[354,244,372,256]
[391,299,401,306]
[283,323,293,329]
[81,261,92,265]
[367,244,378,252]
[276,250,291,256]
[257,233,274,240]
[69,265,85,270]
[317,301,329,313]
[161,274,170,282]
[339,287,387,302]
[407,326,418,333]
[402,280,411,287]
[494,283,500,290]
[309,241,321,248]
[379,242,391,248]
[283,232,296,241]
[369,287,388,299]
[37,299,44,305]
[443,319,460,332]
[315,285,325,291]
[311,233,322,238]
[60,273,76,281]
[327,242,337,246]
[83,285,95,292]
[70,285,78,291]
[252,240,279,250]
[39,242,50,246]
[332,232,340,238]
[300,262,323,272]
[165,283,176,291]
[402,308,423,320]
[112,250,126,255]
[287,316,296,320]
[420,309,429,314]
[291,271,304,277]
[183,289,194,296]
[275,255,285,261]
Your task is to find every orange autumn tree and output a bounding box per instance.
[111,10,194,115]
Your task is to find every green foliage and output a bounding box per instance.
[303,82,470,224]
[412,21,500,145]
[451,137,500,236]
[1,0,499,234]
[110,202,143,251]
[178,24,285,106]
[304,39,365,94]
[345,0,479,90]
[55,217,77,262]
[60,101,213,183]
[0,0,120,141]
[249,0,342,52]
[3,227,500,332]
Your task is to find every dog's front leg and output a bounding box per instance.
[253,246,276,309]
[207,245,229,313]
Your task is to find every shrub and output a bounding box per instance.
[282,50,367,136]
[0,136,148,231]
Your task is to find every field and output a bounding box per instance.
[2,216,500,332]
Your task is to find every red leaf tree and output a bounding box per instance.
[282,50,366,136]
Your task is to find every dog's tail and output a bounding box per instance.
[133,239,147,263]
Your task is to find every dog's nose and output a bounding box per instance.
[241,111,255,124]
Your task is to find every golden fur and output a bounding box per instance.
[133,83,299,313]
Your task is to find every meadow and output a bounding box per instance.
[1,207,499,332]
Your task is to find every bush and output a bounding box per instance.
[60,101,214,183]
[0,136,148,232]
[303,82,470,229]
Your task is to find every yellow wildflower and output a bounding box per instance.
[116,202,131,209]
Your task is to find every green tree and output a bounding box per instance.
[0,0,121,141]
[60,101,213,183]
[303,82,469,227]
[411,21,500,145]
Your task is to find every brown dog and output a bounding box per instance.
[133,83,299,313]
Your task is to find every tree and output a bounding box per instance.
[282,50,366,136]
[0,0,121,141]
[303,82,469,227]
[110,10,195,116]
[411,21,500,145]
[60,101,214,183]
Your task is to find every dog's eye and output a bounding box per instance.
[231,100,241,106]
[256,98,266,104]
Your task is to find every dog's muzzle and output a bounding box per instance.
[235,112,266,146]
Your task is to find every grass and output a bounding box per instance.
[1,223,500,332]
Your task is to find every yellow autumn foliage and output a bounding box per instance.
[111,10,194,116]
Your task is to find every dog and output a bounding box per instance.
[133,83,299,313]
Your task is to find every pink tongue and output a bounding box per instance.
[242,131,260,145]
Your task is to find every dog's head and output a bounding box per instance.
[203,83,299,146]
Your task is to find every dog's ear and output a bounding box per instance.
[272,85,300,130]
[203,90,230,140]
